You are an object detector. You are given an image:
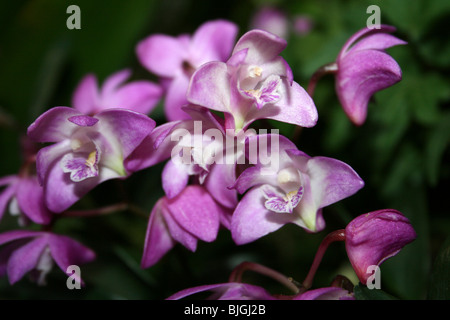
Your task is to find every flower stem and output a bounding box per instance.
[306,62,338,97]
[300,229,346,292]
[228,261,300,294]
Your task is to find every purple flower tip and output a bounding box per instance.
[344,209,417,285]
[335,25,406,125]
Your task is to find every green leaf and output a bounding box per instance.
[425,112,450,186]
[354,283,398,300]
[427,236,450,300]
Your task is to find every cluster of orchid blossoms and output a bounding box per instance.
[0,18,417,300]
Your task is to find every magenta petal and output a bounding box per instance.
[7,236,48,284]
[345,209,416,284]
[338,25,398,59]
[164,74,192,121]
[204,163,238,209]
[109,80,162,115]
[191,20,238,63]
[167,282,274,300]
[167,283,233,300]
[305,156,365,208]
[47,234,95,276]
[136,34,187,77]
[95,109,156,159]
[294,287,354,300]
[27,107,82,143]
[44,159,99,213]
[231,188,293,245]
[337,48,402,126]
[0,230,40,246]
[72,74,100,114]
[35,140,72,186]
[68,115,99,127]
[246,80,317,128]
[124,121,182,173]
[232,29,287,64]
[100,69,131,97]
[162,160,189,199]
[187,61,231,113]
[166,186,220,242]
[0,180,17,221]
[232,166,276,194]
[349,33,407,53]
[141,200,175,268]
[16,176,53,225]
[164,205,198,252]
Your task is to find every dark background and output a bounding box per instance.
[0,0,449,300]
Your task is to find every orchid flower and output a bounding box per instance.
[344,209,417,285]
[136,20,238,121]
[0,230,95,285]
[187,29,317,131]
[72,69,163,115]
[334,25,406,125]
[141,185,230,268]
[231,134,364,244]
[27,107,156,213]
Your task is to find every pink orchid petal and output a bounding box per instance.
[7,236,48,284]
[48,234,96,278]
[16,176,53,225]
[345,209,417,284]
[108,80,163,115]
[141,199,175,268]
[27,107,82,143]
[204,163,238,209]
[166,186,220,242]
[187,61,231,114]
[337,49,402,126]
[95,109,156,160]
[71,74,100,114]
[0,181,17,221]
[231,188,294,245]
[232,29,287,64]
[191,20,238,64]
[136,34,187,78]
[164,73,192,121]
[162,160,189,199]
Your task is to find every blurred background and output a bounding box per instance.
[0,0,449,300]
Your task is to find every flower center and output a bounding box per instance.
[244,75,282,109]
[61,143,100,182]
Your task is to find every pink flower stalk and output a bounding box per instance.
[72,69,163,115]
[188,29,317,131]
[141,185,230,268]
[335,25,406,125]
[136,20,238,121]
[0,230,95,285]
[27,107,156,213]
[344,209,417,285]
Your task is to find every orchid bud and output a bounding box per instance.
[344,209,416,285]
